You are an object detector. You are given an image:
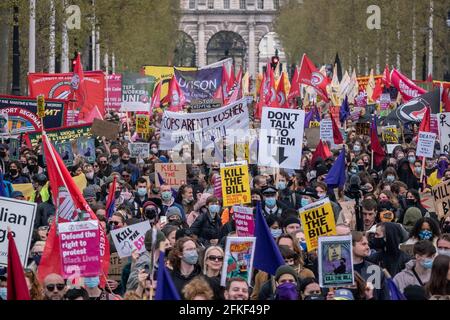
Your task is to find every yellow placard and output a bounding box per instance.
[299,198,336,251]
[37,95,45,118]
[136,115,149,134]
[220,161,251,207]
[233,143,249,163]
[382,126,399,144]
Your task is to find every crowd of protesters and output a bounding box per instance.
[0,106,450,301]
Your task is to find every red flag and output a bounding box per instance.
[7,231,30,300]
[254,73,266,120]
[370,117,386,166]
[390,68,427,102]
[311,71,330,102]
[83,105,104,123]
[418,107,431,133]
[228,65,235,90]
[150,81,162,112]
[372,79,383,101]
[275,73,289,108]
[221,65,230,103]
[228,67,243,104]
[167,75,186,112]
[426,74,433,83]
[298,54,317,87]
[38,133,110,287]
[288,67,300,104]
[265,62,277,106]
[382,65,391,88]
[311,140,332,165]
[71,53,90,120]
[330,112,343,144]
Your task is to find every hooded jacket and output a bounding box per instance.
[368,222,412,277]
[397,159,419,190]
[189,211,222,246]
[393,259,431,293]
[402,208,423,233]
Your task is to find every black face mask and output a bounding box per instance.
[371,237,386,250]
[251,200,259,207]
[28,164,36,171]
[406,199,416,206]
[122,159,129,165]
[165,248,172,256]
[358,165,365,172]
[111,155,119,161]
[0,151,6,158]
[114,191,121,198]
[443,222,450,234]
[9,169,18,176]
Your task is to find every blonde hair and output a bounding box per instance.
[202,245,224,275]
[182,276,214,300]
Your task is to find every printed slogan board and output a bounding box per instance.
[220,237,256,287]
[110,221,151,258]
[155,163,187,190]
[232,206,255,237]
[220,161,251,207]
[299,197,337,251]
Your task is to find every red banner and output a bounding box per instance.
[28,71,105,123]
[390,69,427,102]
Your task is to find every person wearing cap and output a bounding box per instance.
[166,206,185,227]
[282,217,301,236]
[261,185,288,218]
[270,265,300,300]
[11,190,25,200]
[331,288,355,300]
[189,196,222,246]
[297,187,319,209]
[83,186,100,210]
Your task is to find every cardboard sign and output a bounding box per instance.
[318,235,354,288]
[220,237,256,287]
[0,197,37,267]
[108,253,126,281]
[91,118,120,141]
[305,127,321,149]
[320,119,333,144]
[382,126,399,144]
[337,200,356,231]
[8,138,20,161]
[220,161,251,207]
[258,108,305,169]
[155,163,187,190]
[58,220,101,278]
[355,122,370,136]
[233,206,255,237]
[416,131,436,158]
[136,115,149,134]
[431,180,450,219]
[438,112,450,154]
[110,221,151,258]
[130,143,150,159]
[299,197,337,252]
[420,192,435,213]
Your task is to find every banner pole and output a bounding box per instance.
[420,157,426,184]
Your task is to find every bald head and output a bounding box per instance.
[43,273,67,300]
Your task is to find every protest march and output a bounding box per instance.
[0,1,450,307]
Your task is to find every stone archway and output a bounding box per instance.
[173,31,196,67]
[207,31,247,69]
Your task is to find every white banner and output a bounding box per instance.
[159,98,249,150]
[0,197,37,267]
[438,113,450,154]
[110,221,151,258]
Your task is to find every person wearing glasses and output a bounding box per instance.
[43,274,67,300]
[202,245,225,299]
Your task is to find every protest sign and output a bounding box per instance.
[108,253,126,281]
[337,200,356,231]
[143,65,197,99]
[58,220,101,278]
[416,132,437,158]
[24,123,92,148]
[0,112,8,135]
[0,197,37,267]
[220,161,251,207]
[220,237,256,287]
[8,138,20,161]
[76,137,96,163]
[382,126,399,144]
[213,174,222,199]
[155,163,187,190]
[110,221,151,258]
[159,98,249,150]
[438,113,450,153]
[355,122,371,136]
[387,144,401,154]
[380,93,391,110]
[189,98,223,113]
[304,127,320,149]
[320,119,333,144]
[174,67,222,103]
[420,192,435,213]
[431,180,450,219]
[105,74,122,111]
[120,73,155,112]
[0,95,67,133]
[130,143,150,158]
[258,108,305,169]
[318,235,354,288]
[136,115,150,134]
[232,206,255,237]
[91,118,120,140]
[55,141,75,166]
[299,197,337,251]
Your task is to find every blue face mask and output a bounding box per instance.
[208,204,221,215]
[386,175,395,183]
[277,181,286,191]
[271,229,282,238]
[265,197,276,208]
[137,188,147,197]
[299,241,307,251]
[421,258,434,269]
[161,191,172,202]
[301,198,310,208]
[0,287,6,300]
[84,276,100,289]
[419,230,433,240]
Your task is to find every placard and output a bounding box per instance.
[110,221,151,258]
[220,237,256,287]
[431,180,450,219]
[220,161,251,207]
[155,163,187,190]
[416,131,436,158]
[91,118,120,141]
[130,143,150,159]
[232,206,255,237]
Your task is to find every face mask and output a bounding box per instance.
[275,282,298,300]
[137,188,147,197]
[415,167,422,175]
[85,172,94,180]
[9,169,17,176]
[271,229,282,238]
[0,287,6,300]
[151,148,158,154]
[353,145,361,153]
[350,169,357,174]
[386,175,395,182]
[301,198,310,207]
[161,191,172,202]
[299,241,307,251]
[122,159,129,165]
[406,199,416,206]
[84,276,100,288]
[419,230,433,240]
[420,258,433,269]
[317,193,326,199]
[437,249,450,257]
[111,154,119,161]
[33,255,42,265]
[208,204,221,215]
[371,237,386,250]
[277,181,286,191]
[182,250,198,265]
[265,197,276,208]
[358,165,365,172]
[27,164,36,171]
[408,156,416,164]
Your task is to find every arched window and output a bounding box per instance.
[207,31,247,68]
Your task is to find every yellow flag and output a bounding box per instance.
[366,69,376,103]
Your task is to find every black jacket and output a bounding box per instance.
[169,265,202,298]
[353,260,391,300]
[261,200,288,219]
[397,159,420,190]
[34,201,55,228]
[189,212,222,246]
[278,189,301,210]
